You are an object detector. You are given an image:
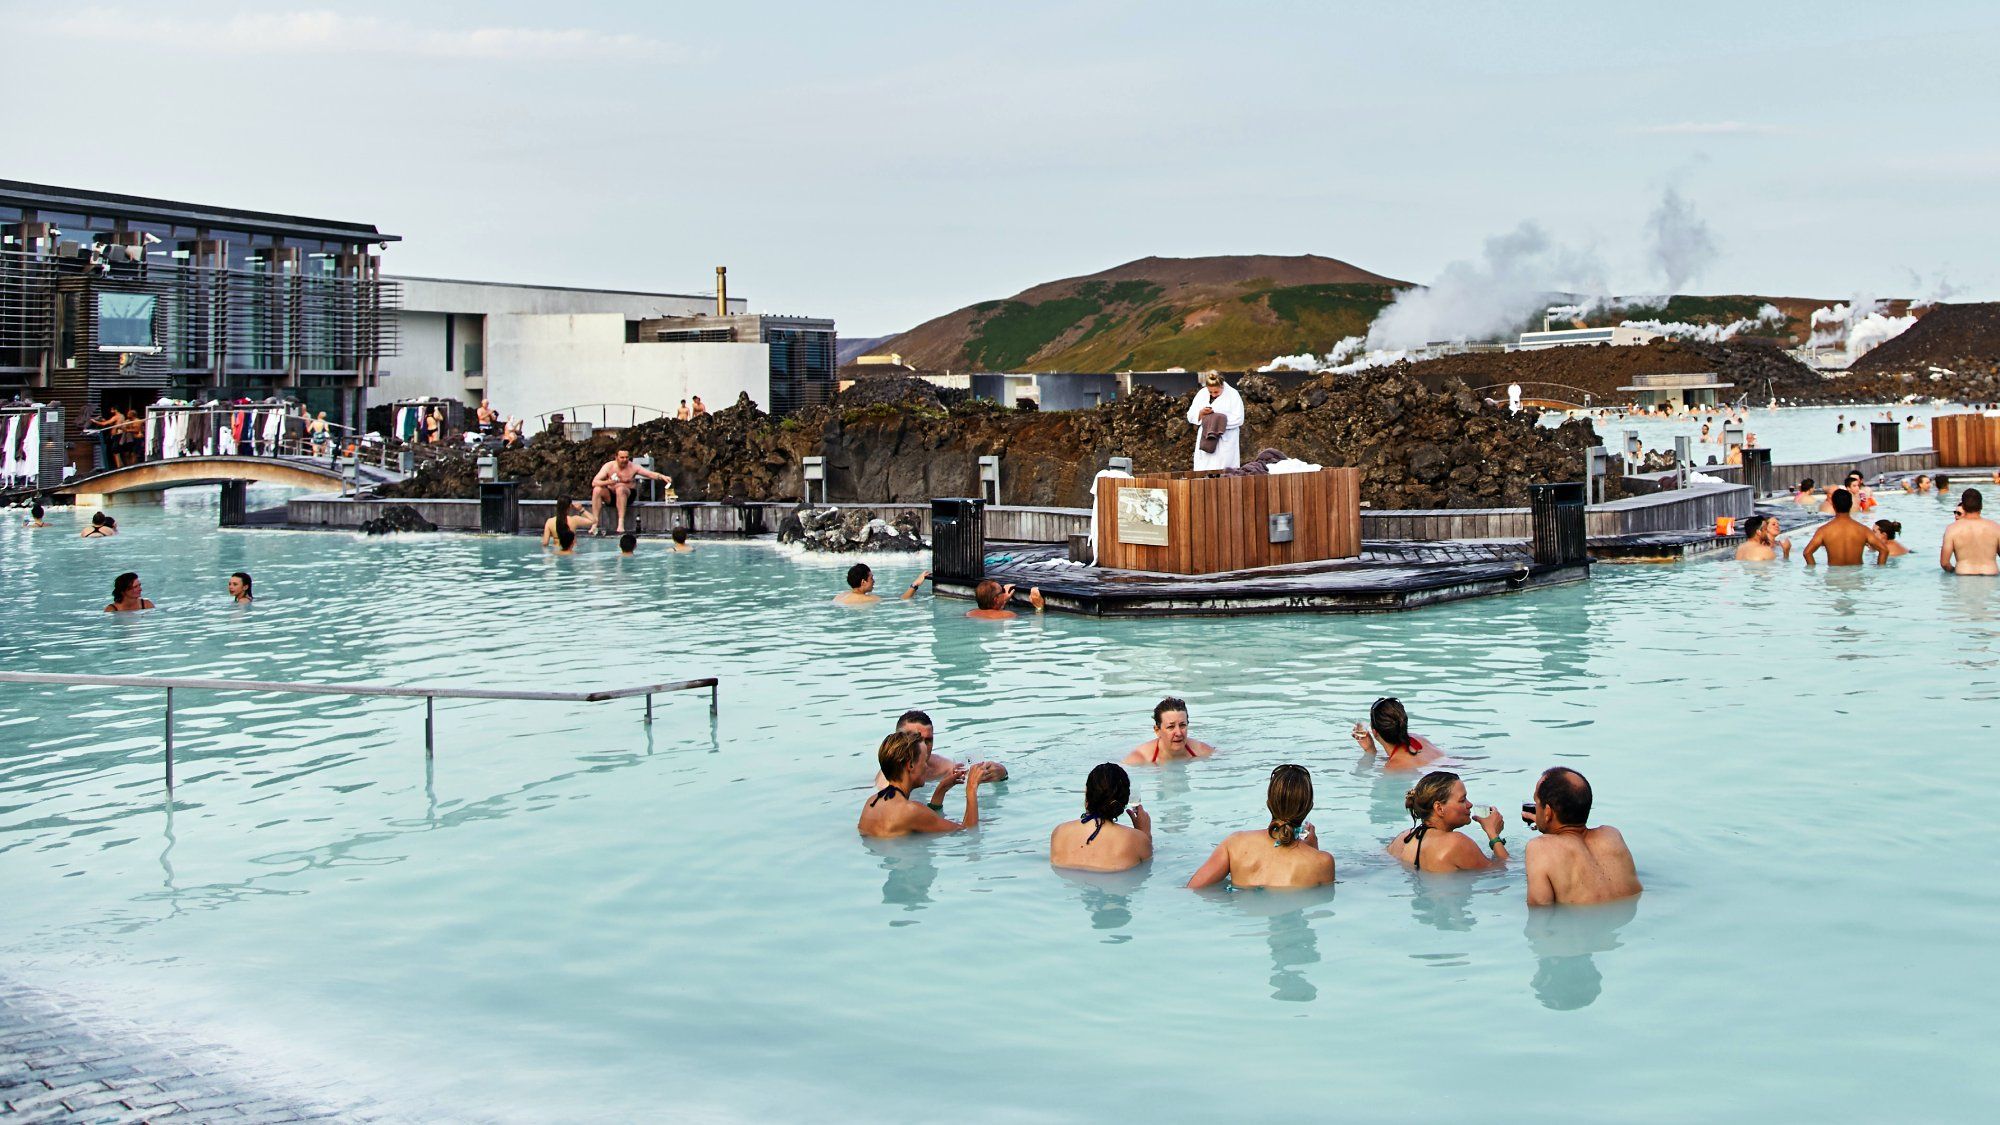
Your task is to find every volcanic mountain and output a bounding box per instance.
[866,254,1412,373]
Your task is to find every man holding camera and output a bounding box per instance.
[1520,767,1641,907]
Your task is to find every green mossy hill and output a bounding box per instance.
[875,255,1410,373]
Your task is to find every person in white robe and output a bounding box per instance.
[1185,370,1243,470]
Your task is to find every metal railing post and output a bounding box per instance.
[710,682,718,720]
[425,696,435,758]
[645,693,654,725]
[164,687,175,789]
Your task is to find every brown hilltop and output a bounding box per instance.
[1851,301,2000,376]
[874,254,1412,374]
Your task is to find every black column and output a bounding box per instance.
[931,498,986,583]
[219,480,247,527]
[1528,482,1587,567]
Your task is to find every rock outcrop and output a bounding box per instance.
[776,505,926,552]
[378,372,1592,512]
[358,504,438,535]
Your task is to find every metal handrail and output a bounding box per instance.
[532,403,671,430]
[0,670,719,789]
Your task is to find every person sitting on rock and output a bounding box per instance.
[836,563,926,606]
[967,578,1044,619]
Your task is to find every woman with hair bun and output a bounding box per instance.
[1186,765,1335,889]
[1873,519,1909,557]
[1049,763,1152,872]
[1386,771,1508,873]
[1351,697,1440,771]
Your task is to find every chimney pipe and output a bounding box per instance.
[715,266,727,317]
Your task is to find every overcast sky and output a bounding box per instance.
[5,1,1995,335]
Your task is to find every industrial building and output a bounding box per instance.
[387,272,835,426]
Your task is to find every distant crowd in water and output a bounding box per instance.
[859,698,1641,910]
[1735,473,2000,574]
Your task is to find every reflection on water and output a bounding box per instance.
[1056,866,1147,938]
[864,836,939,915]
[1406,869,1478,933]
[1207,884,1338,1003]
[1524,897,1640,1011]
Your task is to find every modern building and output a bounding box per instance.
[387,277,835,426]
[1516,326,1661,350]
[0,179,398,469]
[1615,371,1734,410]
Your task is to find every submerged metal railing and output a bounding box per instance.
[0,671,718,789]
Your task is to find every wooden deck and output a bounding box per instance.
[935,541,1588,617]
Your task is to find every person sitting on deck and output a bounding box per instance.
[590,449,673,537]
[1940,488,2000,575]
[873,709,1009,792]
[1050,763,1152,872]
[1124,696,1215,765]
[1351,697,1440,770]
[858,730,993,838]
[1521,767,1642,906]
[104,572,153,613]
[967,578,1044,619]
[1733,515,1792,561]
[1802,489,1890,567]
[1387,771,1508,873]
[1186,765,1335,889]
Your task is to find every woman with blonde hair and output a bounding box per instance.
[1386,771,1508,872]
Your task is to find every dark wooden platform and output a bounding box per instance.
[935,542,1588,617]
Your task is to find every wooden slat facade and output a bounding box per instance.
[1095,468,1362,574]
[1933,414,2000,468]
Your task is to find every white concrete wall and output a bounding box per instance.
[386,310,464,404]
[481,313,769,427]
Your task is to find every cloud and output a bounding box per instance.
[1630,121,1783,136]
[37,9,676,61]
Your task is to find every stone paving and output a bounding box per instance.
[0,976,413,1124]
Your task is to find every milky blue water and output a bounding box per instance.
[2,486,1997,1122]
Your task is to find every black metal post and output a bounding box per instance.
[1528,482,1588,567]
[218,480,247,527]
[930,498,987,583]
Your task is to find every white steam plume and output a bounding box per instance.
[1645,187,1718,293]
[1364,222,1606,351]
[1620,303,1783,342]
[1807,298,1917,358]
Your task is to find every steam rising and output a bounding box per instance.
[1644,187,1718,294]
[1363,222,1606,351]
[1620,304,1783,342]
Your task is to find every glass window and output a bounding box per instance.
[98,293,158,349]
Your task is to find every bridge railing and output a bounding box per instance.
[0,670,719,790]
[532,403,673,432]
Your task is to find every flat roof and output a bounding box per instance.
[392,274,717,302]
[0,179,397,243]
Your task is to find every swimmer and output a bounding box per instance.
[857,730,992,838]
[545,501,579,555]
[1124,696,1215,764]
[618,532,637,556]
[590,449,672,536]
[1819,471,1874,513]
[1873,520,1909,558]
[1049,763,1152,872]
[1939,489,2000,575]
[1186,764,1335,889]
[1903,474,1933,494]
[22,503,47,528]
[966,578,1045,619]
[1350,696,1440,771]
[670,526,693,552]
[1793,479,1818,506]
[104,572,153,613]
[81,512,117,538]
[872,709,1008,792]
[834,563,928,606]
[1732,515,1792,561]
[228,571,254,603]
[541,499,595,545]
[1802,489,1890,567]
[1386,771,1508,872]
[1520,767,1641,906]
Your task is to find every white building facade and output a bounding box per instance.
[383,277,832,426]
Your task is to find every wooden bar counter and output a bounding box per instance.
[1096,467,1361,574]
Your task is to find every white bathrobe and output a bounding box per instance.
[1186,383,1244,470]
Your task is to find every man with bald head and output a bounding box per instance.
[1521,767,1641,907]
